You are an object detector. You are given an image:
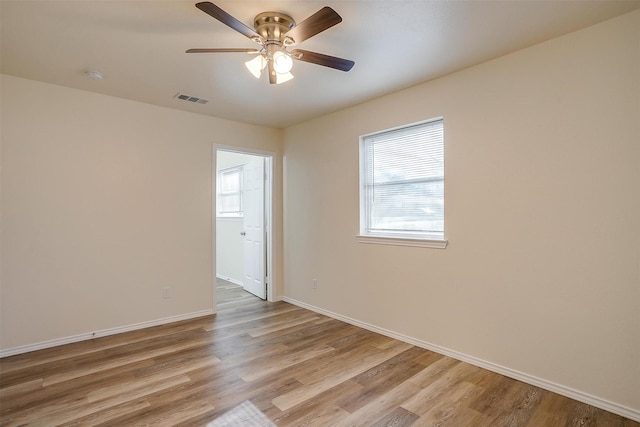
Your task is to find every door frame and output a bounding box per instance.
[213,145,275,308]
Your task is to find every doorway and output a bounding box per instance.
[214,148,273,307]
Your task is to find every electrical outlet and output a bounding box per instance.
[312,279,317,289]
[162,286,171,299]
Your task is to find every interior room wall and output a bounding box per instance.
[215,151,253,285]
[283,11,639,415]
[215,217,244,284]
[0,74,283,352]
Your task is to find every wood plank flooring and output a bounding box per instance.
[1,279,638,426]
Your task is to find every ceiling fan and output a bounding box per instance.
[186,2,355,84]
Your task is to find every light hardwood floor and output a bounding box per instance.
[1,279,637,426]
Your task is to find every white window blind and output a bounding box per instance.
[360,118,444,241]
[217,166,243,216]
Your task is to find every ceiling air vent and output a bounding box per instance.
[174,93,209,105]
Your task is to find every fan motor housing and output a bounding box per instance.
[254,12,295,42]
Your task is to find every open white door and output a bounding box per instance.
[242,156,266,299]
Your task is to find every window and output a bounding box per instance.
[359,118,446,248]
[217,166,243,217]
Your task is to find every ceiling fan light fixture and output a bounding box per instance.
[188,3,355,85]
[245,55,267,79]
[272,50,293,74]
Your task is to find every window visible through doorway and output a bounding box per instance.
[217,166,243,217]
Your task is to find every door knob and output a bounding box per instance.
[240,231,246,236]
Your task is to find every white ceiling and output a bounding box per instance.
[2,0,639,128]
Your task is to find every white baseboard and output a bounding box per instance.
[282,297,640,422]
[0,309,215,358]
[216,274,244,287]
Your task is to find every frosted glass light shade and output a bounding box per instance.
[276,72,294,84]
[273,51,293,74]
[245,55,267,79]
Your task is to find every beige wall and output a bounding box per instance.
[0,74,283,350]
[283,11,639,412]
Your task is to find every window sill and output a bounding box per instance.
[357,235,448,249]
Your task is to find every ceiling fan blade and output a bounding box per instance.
[268,60,277,84]
[186,48,261,54]
[284,7,342,45]
[291,49,354,72]
[195,2,261,41]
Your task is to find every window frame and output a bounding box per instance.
[216,165,244,218]
[358,117,447,249]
